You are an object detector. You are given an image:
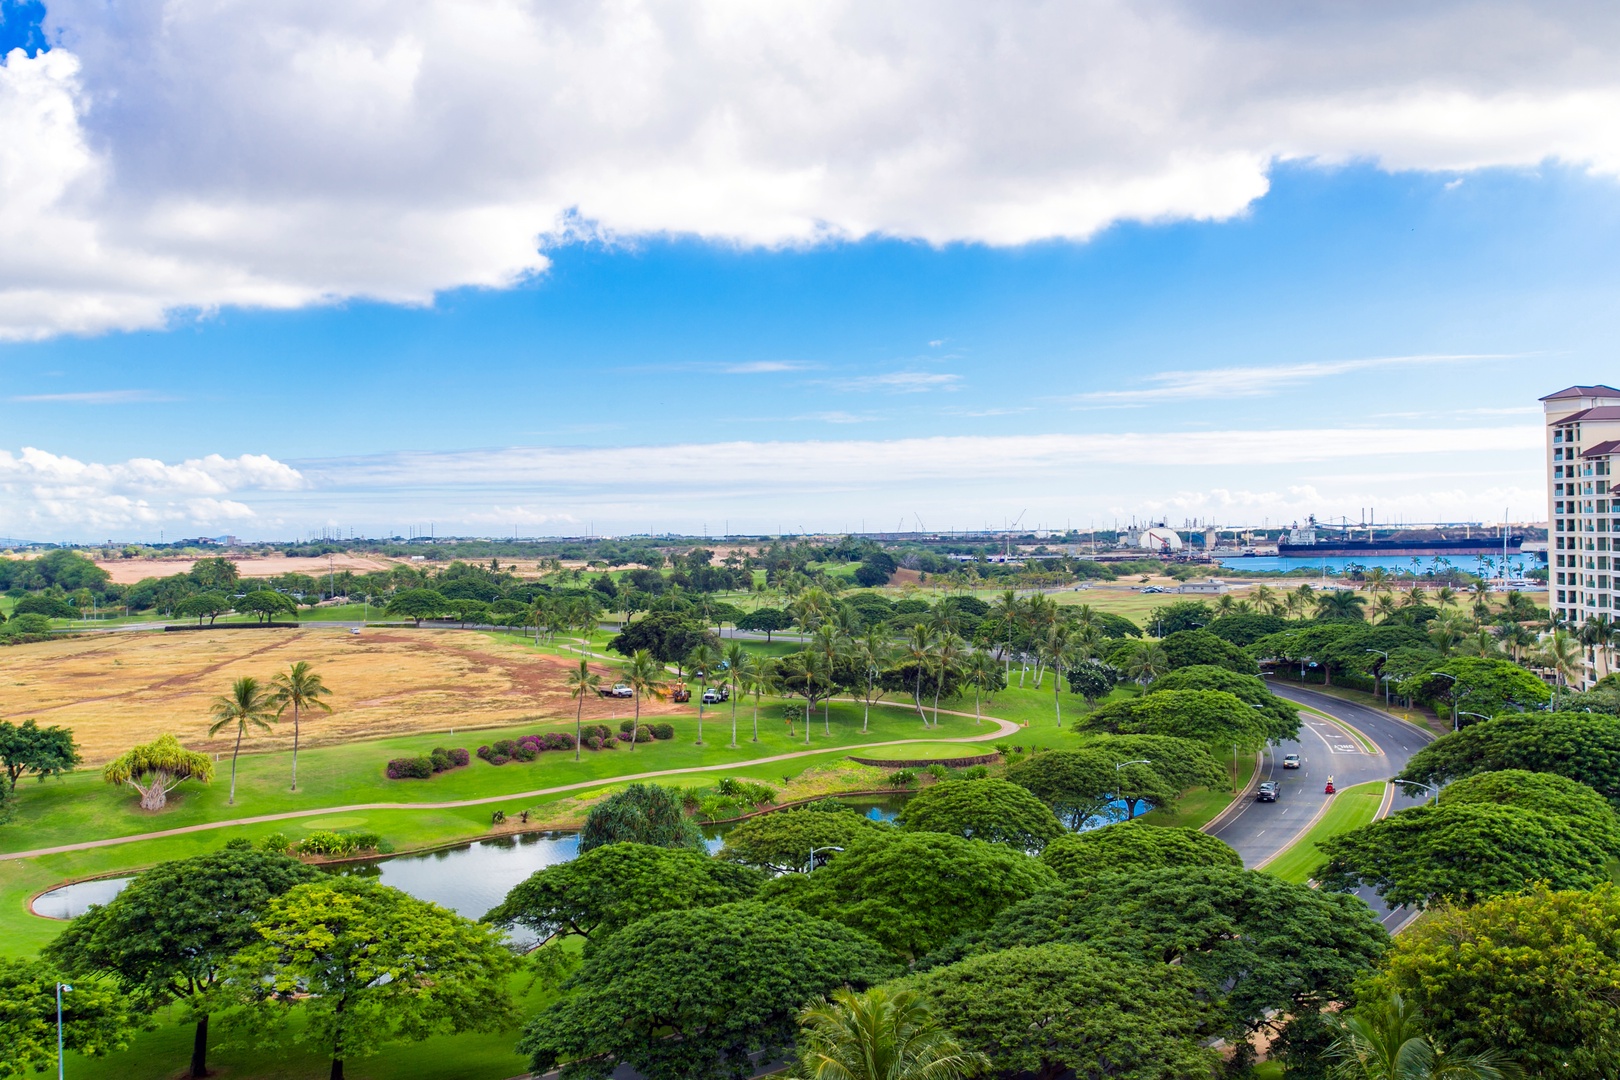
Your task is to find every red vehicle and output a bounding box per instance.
[1324,778,1336,795]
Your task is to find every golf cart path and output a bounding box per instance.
[0,705,1018,862]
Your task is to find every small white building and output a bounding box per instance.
[1176,578,1229,595]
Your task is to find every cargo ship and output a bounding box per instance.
[1277,517,1522,559]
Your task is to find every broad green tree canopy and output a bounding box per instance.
[482,843,762,944]
[898,778,1065,853]
[718,805,883,874]
[519,901,899,1080]
[911,943,1216,1080]
[760,830,1057,958]
[1398,712,1620,803]
[0,958,139,1080]
[0,718,81,793]
[1318,802,1614,907]
[1077,689,1271,751]
[230,878,516,1080]
[1367,884,1620,1079]
[1038,822,1241,883]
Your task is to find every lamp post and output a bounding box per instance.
[1394,779,1441,805]
[1114,759,1151,820]
[1457,710,1491,728]
[1365,649,1390,705]
[808,845,843,873]
[56,982,72,1080]
[1429,672,1467,731]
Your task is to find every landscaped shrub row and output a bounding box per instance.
[259,830,394,857]
[386,746,469,779]
[475,731,588,766]
[617,720,675,742]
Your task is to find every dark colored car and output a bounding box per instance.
[1256,781,1279,802]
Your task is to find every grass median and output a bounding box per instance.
[1263,780,1386,884]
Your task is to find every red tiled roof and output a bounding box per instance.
[1551,406,1620,423]
[1583,440,1620,458]
[1542,385,1620,401]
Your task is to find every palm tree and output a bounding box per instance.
[208,676,276,806]
[931,633,970,728]
[724,642,756,748]
[1316,590,1369,621]
[1427,611,1473,656]
[796,986,987,1080]
[268,661,332,792]
[1403,586,1430,609]
[1372,593,1401,625]
[901,623,937,725]
[687,642,722,745]
[809,623,849,735]
[622,649,667,751]
[1532,629,1584,706]
[1124,641,1169,685]
[565,659,600,762]
[964,649,1000,724]
[1324,991,1515,1080]
[1434,586,1459,610]
[1365,567,1392,604]
[1251,583,1281,616]
[747,660,779,743]
[1037,622,1072,727]
[988,589,1023,665]
[851,624,893,734]
[1495,620,1535,664]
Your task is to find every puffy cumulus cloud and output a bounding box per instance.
[0,1,1618,338]
[0,447,304,530]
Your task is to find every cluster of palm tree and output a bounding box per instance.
[205,662,334,804]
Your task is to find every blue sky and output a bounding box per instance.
[2,2,1616,540]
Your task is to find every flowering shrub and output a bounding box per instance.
[448,747,471,767]
[581,724,614,742]
[649,723,675,741]
[477,744,493,761]
[489,753,511,765]
[542,732,575,751]
[386,756,433,780]
[616,726,653,743]
[586,735,604,751]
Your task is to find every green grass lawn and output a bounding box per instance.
[846,741,1002,763]
[1263,780,1386,884]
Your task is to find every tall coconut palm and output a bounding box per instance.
[1372,593,1401,625]
[809,623,849,735]
[1324,991,1514,1080]
[747,660,780,743]
[723,642,755,747]
[622,649,667,751]
[1495,620,1536,664]
[988,589,1024,665]
[207,676,276,806]
[1038,622,1072,727]
[796,986,987,1080]
[901,623,937,725]
[1533,629,1584,706]
[1434,586,1459,610]
[965,649,1000,725]
[565,659,600,762]
[1316,590,1369,621]
[687,642,722,745]
[931,633,970,728]
[1364,566,1392,603]
[1251,583,1281,616]
[1125,641,1169,685]
[851,624,893,733]
[268,661,332,792]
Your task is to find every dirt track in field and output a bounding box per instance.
[0,629,672,764]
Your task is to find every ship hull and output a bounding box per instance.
[1278,538,1523,559]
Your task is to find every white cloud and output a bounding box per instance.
[1,3,1619,338]
[835,372,963,393]
[721,361,810,374]
[9,389,173,404]
[0,448,305,531]
[1072,353,1513,404]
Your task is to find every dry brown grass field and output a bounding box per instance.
[0,629,674,764]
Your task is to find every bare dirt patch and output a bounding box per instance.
[0,630,673,764]
[93,553,406,585]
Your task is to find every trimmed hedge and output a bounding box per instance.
[649,722,675,740]
[388,746,469,779]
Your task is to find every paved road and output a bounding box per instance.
[1216,680,1436,929]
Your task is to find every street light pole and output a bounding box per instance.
[808,845,843,873]
[1394,779,1441,805]
[56,982,72,1080]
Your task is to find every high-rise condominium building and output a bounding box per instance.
[1543,383,1620,685]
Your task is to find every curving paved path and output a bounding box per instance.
[0,704,1018,863]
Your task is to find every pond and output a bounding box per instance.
[30,796,909,941]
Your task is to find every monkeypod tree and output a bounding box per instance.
[101,733,214,810]
[718,803,883,874]
[45,843,318,1079]
[519,902,899,1080]
[384,588,450,626]
[1318,801,1615,907]
[760,830,1057,959]
[1398,711,1620,803]
[230,878,516,1080]
[1077,689,1271,752]
[898,778,1065,853]
[1038,822,1241,883]
[0,718,81,794]
[483,843,763,945]
[913,944,1217,1080]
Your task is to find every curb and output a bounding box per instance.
[1200,751,1265,835]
